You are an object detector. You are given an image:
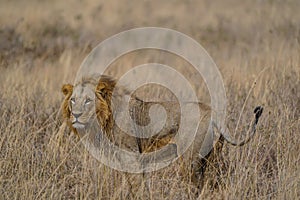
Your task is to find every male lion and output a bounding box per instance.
[60,74,263,195]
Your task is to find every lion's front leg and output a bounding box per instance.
[55,121,67,146]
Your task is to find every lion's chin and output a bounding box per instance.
[72,122,86,129]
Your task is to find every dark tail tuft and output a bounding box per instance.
[254,106,263,124]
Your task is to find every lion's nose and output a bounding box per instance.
[72,112,83,119]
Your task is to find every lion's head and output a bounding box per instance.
[61,75,115,136]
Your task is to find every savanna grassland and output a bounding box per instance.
[0,0,299,199]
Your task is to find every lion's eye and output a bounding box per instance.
[85,99,92,105]
[70,98,75,104]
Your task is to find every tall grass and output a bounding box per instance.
[0,0,299,199]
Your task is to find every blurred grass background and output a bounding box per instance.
[0,0,299,199]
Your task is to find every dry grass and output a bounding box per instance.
[0,0,299,199]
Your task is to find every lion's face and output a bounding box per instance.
[62,84,96,129]
[62,76,115,134]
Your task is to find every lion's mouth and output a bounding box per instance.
[72,120,86,129]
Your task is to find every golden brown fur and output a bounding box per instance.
[61,75,176,152]
[61,74,263,194]
[62,75,115,141]
[61,83,78,136]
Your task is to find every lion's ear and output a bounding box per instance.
[62,84,73,96]
[95,77,115,99]
[95,82,107,99]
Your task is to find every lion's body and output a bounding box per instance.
[60,74,263,196]
[62,76,213,156]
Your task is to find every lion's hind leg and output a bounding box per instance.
[192,136,225,192]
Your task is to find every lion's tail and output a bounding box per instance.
[215,106,263,146]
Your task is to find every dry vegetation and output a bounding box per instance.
[0,0,299,199]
